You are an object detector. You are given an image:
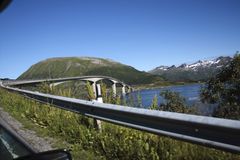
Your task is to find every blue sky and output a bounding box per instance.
[0,0,239,79]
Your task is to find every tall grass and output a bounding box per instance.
[0,87,239,160]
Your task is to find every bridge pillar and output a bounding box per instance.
[127,87,133,93]
[91,82,97,98]
[96,84,103,102]
[49,83,54,91]
[122,85,126,95]
[112,82,117,96]
[130,87,134,92]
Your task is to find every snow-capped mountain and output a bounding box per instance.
[179,57,231,71]
[149,56,232,82]
[154,65,169,71]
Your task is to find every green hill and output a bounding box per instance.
[18,57,163,85]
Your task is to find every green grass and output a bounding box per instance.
[0,88,239,160]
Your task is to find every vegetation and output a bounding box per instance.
[201,53,240,120]
[86,81,95,100]
[17,57,164,85]
[147,90,197,114]
[159,90,197,114]
[150,95,158,110]
[0,85,239,159]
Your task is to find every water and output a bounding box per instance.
[126,83,216,116]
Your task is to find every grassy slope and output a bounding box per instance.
[18,57,163,85]
[0,87,239,160]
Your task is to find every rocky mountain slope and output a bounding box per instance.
[149,56,232,82]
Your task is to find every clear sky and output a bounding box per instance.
[0,0,239,79]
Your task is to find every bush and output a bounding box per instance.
[201,53,240,119]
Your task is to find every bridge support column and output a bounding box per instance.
[130,87,134,92]
[122,85,126,95]
[96,84,103,103]
[91,82,97,98]
[49,83,54,89]
[112,82,117,97]
[127,87,133,93]
[93,83,102,131]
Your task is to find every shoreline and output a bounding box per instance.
[133,81,204,91]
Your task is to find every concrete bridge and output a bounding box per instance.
[3,76,132,99]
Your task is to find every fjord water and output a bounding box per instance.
[127,83,216,116]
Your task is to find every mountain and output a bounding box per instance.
[149,56,232,82]
[18,57,163,85]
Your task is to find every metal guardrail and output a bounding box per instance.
[0,117,37,156]
[1,81,240,154]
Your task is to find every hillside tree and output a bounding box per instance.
[200,53,240,119]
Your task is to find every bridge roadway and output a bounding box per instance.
[3,75,132,96]
[0,77,240,154]
[2,76,128,86]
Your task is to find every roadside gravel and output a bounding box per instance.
[0,107,54,152]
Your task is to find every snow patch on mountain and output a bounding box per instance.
[150,56,231,72]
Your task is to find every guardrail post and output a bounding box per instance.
[93,83,102,131]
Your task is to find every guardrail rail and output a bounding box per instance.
[1,80,240,154]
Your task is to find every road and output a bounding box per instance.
[0,106,53,152]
